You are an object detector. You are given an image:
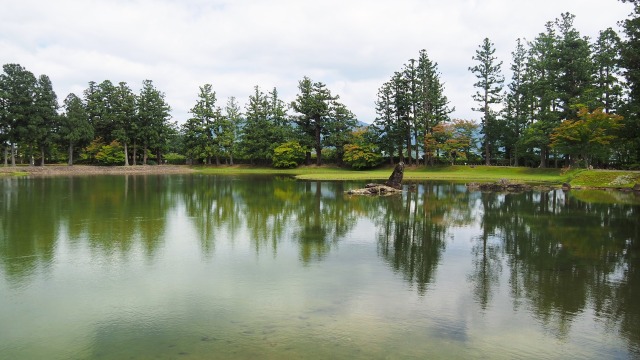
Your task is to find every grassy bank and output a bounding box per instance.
[2,164,638,189]
[195,165,640,189]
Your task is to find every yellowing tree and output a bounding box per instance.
[550,107,622,168]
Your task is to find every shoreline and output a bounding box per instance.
[0,164,196,176]
[1,164,639,192]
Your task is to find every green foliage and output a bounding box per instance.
[80,138,125,165]
[240,86,293,164]
[95,140,125,165]
[342,143,383,169]
[272,141,306,168]
[431,119,479,165]
[164,152,186,165]
[81,138,125,165]
[550,107,623,168]
[291,77,356,165]
[470,37,504,165]
[373,50,453,166]
[137,79,172,165]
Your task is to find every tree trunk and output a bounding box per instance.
[229,153,234,166]
[3,145,8,166]
[143,146,148,165]
[40,147,45,166]
[538,146,548,168]
[11,143,15,166]
[68,141,74,166]
[414,133,420,166]
[406,130,412,166]
[132,141,137,165]
[124,142,129,166]
[315,125,322,165]
[215,155,220,166]
[156,149,161,164]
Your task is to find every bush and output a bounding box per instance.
[273,141,306,168]
[343,143,383,169]
[80,138,105,164]
[164,152,186,165]
[95,140,126,165]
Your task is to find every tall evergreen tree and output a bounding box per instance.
[323,101,357,165]
[291,76,339,165]
[137,80,171,165]
[84,80,117,143]
[390,71,411,162]
[241,85,271,164]
[266,87,292,148]
[523,21,560,168]
[554,12,594,118]
[112,82,136,166]
[503,38,530,166]
[186,84,222,165]
[416,50,453,165]
[32,74,58,165]
[60,93,93,165]
[0,64,37,166]
[470,38,504,165]
[222,96,242,165]
[620,1,640,163]
[373,81,400,164]
[593,28,624,113]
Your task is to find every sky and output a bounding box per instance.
[0,0,634,125]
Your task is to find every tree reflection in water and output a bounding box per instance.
[1,176,639,355]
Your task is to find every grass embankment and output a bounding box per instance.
[195,164,640,189]
[2,164,638,189]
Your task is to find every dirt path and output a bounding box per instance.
[0,165,196,176]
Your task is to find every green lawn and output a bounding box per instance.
[196,165,568,183]
[194,165,640,189]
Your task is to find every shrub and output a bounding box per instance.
[80,138,105,164]
[164,152,186,165]
[343,143,383,169]
[273,141,306,168]
[95,140,126,165]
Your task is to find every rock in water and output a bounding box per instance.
[384,162,404,190]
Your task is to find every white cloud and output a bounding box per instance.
[0,0,633,124]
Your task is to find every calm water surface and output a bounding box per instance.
[1,174,639,359]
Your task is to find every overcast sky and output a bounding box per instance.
[0,0,633,124]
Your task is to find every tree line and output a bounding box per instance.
[373,9,640,169]
[2,5,640,169]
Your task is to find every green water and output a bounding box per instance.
[1,174,639,359]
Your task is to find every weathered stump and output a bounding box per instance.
[384,162,404,190]
[346,162,405,196]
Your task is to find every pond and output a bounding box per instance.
[1,174,639,359]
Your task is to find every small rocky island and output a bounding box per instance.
[347,162,405,196]
[466,178,533,192]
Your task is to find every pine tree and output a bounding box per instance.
[503,38,530,166]
[291,77,337,165]
[416,50,453,165]
[137,80,171,165]
[619,2,640,163]
[593,28,624,113]
[523,21,560,168]
[0,64,37,166]
[60,93,93,165]
[373,81,399,164]
[187,84,222,165]
[31,74,58,165]
[470,38,504,165]
[222,96,242,165]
